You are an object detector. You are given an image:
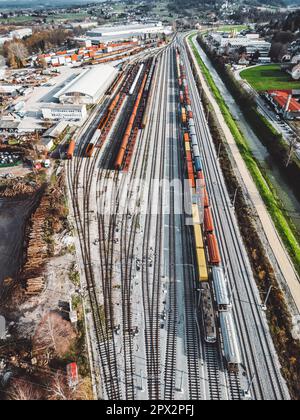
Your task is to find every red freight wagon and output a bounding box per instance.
[204,187,210,208]
[204,207,214,233]
[207,233,221,265]
[66,140,75,160]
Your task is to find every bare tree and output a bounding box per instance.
[33,312,76,357]
[8,379,42,400]
[286,136,298,167]
[7,41,28,68]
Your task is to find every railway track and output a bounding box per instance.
[181,36,289,400]
[204,344,222,400]
[140,49,170,399]
[163,47,178,400]
[67,77,137,399]
[93,50,165,399]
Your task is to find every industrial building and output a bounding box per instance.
[86,22,172,42]
[10,28,32,39]
[41,104,87,122]
[208,32,271,58]
[265,90,300,120]
[0,85,21,98]
[41,121,69,151]
[0,120,21,135]
[54,65,117,104]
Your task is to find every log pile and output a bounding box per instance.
[20,170,67,296]
[25,277,45,295]
[21,193,50,291]
[0,181,37,198]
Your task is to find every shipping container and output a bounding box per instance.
[194,224,204,249]
[207,233,221,265]
[183,132,190,143]
[185,142,191,153]
[181,107,187,124]
[196,248,209,282]
[186,150,192,163]
[192,203,201,225]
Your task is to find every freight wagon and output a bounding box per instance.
[181,107,187,125]
[204,207,214,233]
[207,233,221,265]
[85,129,101,157]
[219,311,242,372]
[212,266,232,312]
[66,140,75,160]
[201,283,217,343]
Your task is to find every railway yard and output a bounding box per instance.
[61,32,294,401]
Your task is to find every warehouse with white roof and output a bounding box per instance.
[55,65,118,105]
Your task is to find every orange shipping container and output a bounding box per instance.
[184,132,190,143]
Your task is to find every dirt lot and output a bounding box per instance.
[0,165,32,178]
[0,196,38,286]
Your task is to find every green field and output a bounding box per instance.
[240,64,300,92]
[213,25,248,32]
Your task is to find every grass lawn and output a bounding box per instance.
[240,64,300,92]
[213,25,248,32]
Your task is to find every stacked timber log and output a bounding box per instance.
[21,171,66,296]
[0,181,37,198]
[21,193,50,294]
[25,277,45,295]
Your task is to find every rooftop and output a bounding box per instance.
[268,90,300,113]
[42,121,68,139]
[54,65,117,101]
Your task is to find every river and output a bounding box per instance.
[194,38,300,233]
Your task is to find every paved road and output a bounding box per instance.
[180,34,290,400]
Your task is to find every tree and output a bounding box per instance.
[8,379,42,400]
[6,41,28,68]
[33,312,76,357]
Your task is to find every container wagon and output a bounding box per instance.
[196,248,209,282]
[183,132,190,143]
[181,107,187,125]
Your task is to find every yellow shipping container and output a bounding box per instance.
[192,204,200,225]
[196,248,208,282]
[185,142,191,153]
[194,224,204,249]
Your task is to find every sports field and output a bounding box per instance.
[240,64,300,91]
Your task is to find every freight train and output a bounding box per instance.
[176,47,241,373]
